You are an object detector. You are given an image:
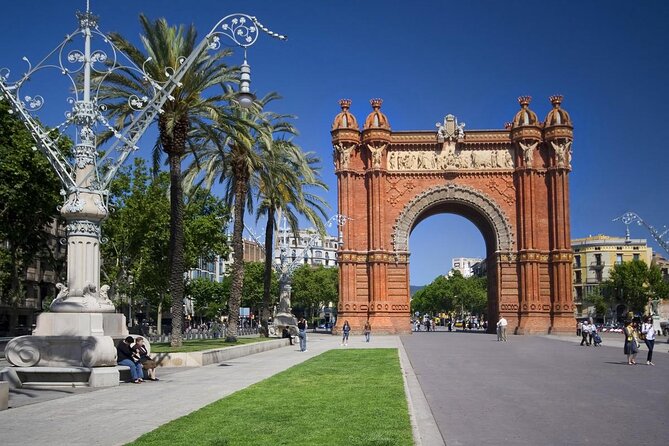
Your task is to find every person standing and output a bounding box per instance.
[580,321,590,346]
[297,317,308,352]
[641,316,656,366]
[623,320,638,365]
[363,320,371,343]
[496,315,508,341]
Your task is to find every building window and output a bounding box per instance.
[616,254,622,265]
[595,253,602,266]
[633,247,639,250]
[633,253,640,261]
[595,270,603,282]
[575,271,582,283]
[315,250,323,258]
[574,255,581,268]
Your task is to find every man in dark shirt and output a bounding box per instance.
[117,336,144,383]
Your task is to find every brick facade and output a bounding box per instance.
[332,96,575,335]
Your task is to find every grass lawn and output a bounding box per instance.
[128,349,413,446]
[150,337,271,353]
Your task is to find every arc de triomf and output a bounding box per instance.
[331,96,575,335]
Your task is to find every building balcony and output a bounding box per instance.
[589,261,605,269]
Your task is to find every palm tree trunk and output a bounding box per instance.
[260,206,275,336]
[168,152,185,347]
[226,165,249,342]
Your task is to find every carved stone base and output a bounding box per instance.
[4,335,117,367]
[51,295,116,313]
[5,313,132,368]
[273,312,298,336]
[33,312,129,337]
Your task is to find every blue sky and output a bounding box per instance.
[1,1,668,285]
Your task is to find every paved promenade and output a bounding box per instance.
[0,334,439,446]
[2,331,666,445]
[401,330,669,446]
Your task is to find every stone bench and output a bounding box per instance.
[0,366,121,389]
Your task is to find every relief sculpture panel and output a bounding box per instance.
[387,144,514,172]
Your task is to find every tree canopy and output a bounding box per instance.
[0,101,64,304]
[290,264,338,319]
[410,271,487,317]
[102,157,230,324]
[602,260,669,315]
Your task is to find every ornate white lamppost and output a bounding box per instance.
[0,2,284,375]
[271,214,349,335]
[615,212,668,333]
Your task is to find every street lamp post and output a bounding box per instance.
[271,214,349,335]
[1,2,285,369]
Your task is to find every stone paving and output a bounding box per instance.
[0,334,431,446]
[401,330,669,446]
[1,331,667,445]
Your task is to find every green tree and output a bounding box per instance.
[255,137,329,335]
[0,101,63,304]
[186,277,229,320]
[185,93,291,342]
[583,286,609,320]
[409,271,487,317]
[99,15,242,346]
[102,158,229,332]
[291,264,338,320]
[603,260,668,314]
[219,262,278,320]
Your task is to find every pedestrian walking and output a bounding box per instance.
[341,320,351,346]
[297,317,308,352]
[623,320,639,365]
[641,316,656,366]
[363,320,371,343]
[496,315,508,341]
[580,321,591,346]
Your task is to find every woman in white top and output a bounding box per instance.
[641,316,656,366]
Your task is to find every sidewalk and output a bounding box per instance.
[0,333,441,446]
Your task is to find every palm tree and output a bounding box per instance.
[185,92,326,341]
[185,94,273,342]
[96,15,244,346]
[254,141,329,336]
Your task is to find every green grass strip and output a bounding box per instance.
[129,348,413,446]
[150,337,270,353]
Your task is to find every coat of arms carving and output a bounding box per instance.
[436,114,465,143]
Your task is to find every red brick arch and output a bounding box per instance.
[331,97,575,335]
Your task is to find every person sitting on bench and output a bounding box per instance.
[116,336,143,383]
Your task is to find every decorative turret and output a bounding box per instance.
[362,99,391,150]
[510,96,542,142]
[332,99,359,130]
[543,95,573,141]
[331,99,361,147]
[331,99,361,171]
[543,95,573,170]
[363,99,390,130]
[510,96,542,169]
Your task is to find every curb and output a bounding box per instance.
[398,338,445,446]
[152,338,290,367]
